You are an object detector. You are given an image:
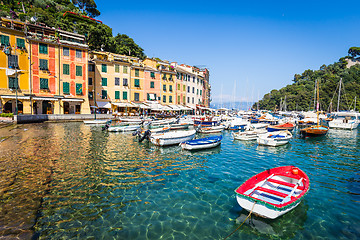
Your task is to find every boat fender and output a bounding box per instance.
[292,168,299,175]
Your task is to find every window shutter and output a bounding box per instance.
[102,78,107,86]
[150,81,154,88]
[40,78,48,89]
[8,77,18,89]
[163,85,166,91]
[63,82,70,94]
[123,66,128,74]
[123,91,128,100]
[1,35,10,46]
[115,91,120,99]
[8,55,18,69]
[169,85,172,92]
[76,66,82,76]
[63,64,70,75]
[16,38,25,49]
[134,79,140,87]
[39,59,48,70]
[102,64,107,73]
[102,90,107,99]
[163,95,166,103]
[135,69,139,77]
[76,83,82,95]
[147,93,150,100]
[115,65,119,73]
[123,78,128,86]
[150,72,155,78]
[169,96,172,103]
[39,43,48,54]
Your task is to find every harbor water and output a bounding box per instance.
[0,122,359,239]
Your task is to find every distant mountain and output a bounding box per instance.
[210,101,256,110]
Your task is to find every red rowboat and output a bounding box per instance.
[267,122,295,132]
[234,166,310,219]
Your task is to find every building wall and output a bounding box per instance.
[144,70,161,102]
[0,21,31,114]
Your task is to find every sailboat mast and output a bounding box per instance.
[317,79,320,126]
[337,78,342,112]
[313,79,317,111]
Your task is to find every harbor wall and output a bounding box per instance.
[14,114,113,124]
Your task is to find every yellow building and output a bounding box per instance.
[88,51,136,113]
[0,18,30,114]
[157,61,175,105]
[130,60,145,103]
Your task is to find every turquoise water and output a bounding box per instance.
[0,122,359,239]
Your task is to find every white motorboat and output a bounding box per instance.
[150,130,196,146]
[180,135,222,151]
[170,123,191,130]
[233,129,268,141]
[257,131,292,147]
[328,112,359,130]
[84,119,110,124]
[198,125,225,133]
[107,125,141,132]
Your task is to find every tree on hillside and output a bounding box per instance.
[348,47,360,59]
[71,0,100,17]
[114,34,146,60]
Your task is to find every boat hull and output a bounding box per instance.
[107,125,141,132]
[329,121,359,130]
[300,126,328,137]
[150,130,196,146]
[181,140,221,150]
[257,131,292,147]
[236,195,301,219]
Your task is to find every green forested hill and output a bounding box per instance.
[256,50,360,112]
[0,0,146,59]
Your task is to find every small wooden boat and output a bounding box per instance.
[257,131,292,147]
[198,125,225,134]
[180,135,222,150]
[267,122,295,132]
[234,166,310,219]
[233,129,267,141]
[107,125,141,132]
[299,125,329,137]
[150,130,196,146]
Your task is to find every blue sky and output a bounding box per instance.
[97,0,360,104]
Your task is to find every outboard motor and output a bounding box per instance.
[132,128,142,136]
[138,130,151,142]
[102,123,110,131]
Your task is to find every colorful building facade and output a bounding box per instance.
[0,18,30,114]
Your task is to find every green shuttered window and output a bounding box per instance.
[150,72,155,78]
[102,78,107,86]
[115,64,119,73]
[63,64,70,75]
[40,78,48,89]
[76,83,82,95]
[39,59,48,70]
[169,85,173,92]
[115,91,120,99]
[134,79,140,87]
[76,66,82,76]
[39,43,48,54]
[135,69,139,77]
[169,96,172,103]
[150,81,154,88]
[123,66,128,74]
[102,64,107,73]
[16,38,25,49]
[63,82,70,94]
[163,95,166,103]
[8,77,18,89]
[163,84,166,92]
[123,91,128,100]
[1,35,10,46]
[102,90,107,99]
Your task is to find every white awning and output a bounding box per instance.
[62,98,84,102]
[97,101,111,108]
[0,95,30,100]
[112,102,136,107]
[134,103,151,109]
[33,97,58,101]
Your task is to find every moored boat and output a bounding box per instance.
[328,112,359,130]
[150,130,196,146]
[107,125,141,132]
[234,166,310,219]
[170,123,191,130]
[257,131,292,147]
[299,125,329,137]
[232,129,267,141]
[267,122,295,132]
[84,119,110,124]
[180,135,222,150]
[198,125,225,134]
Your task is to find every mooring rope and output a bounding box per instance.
[223,201,257,240]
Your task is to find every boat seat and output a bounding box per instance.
[267,178,304,190]
[254,186,288,198]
